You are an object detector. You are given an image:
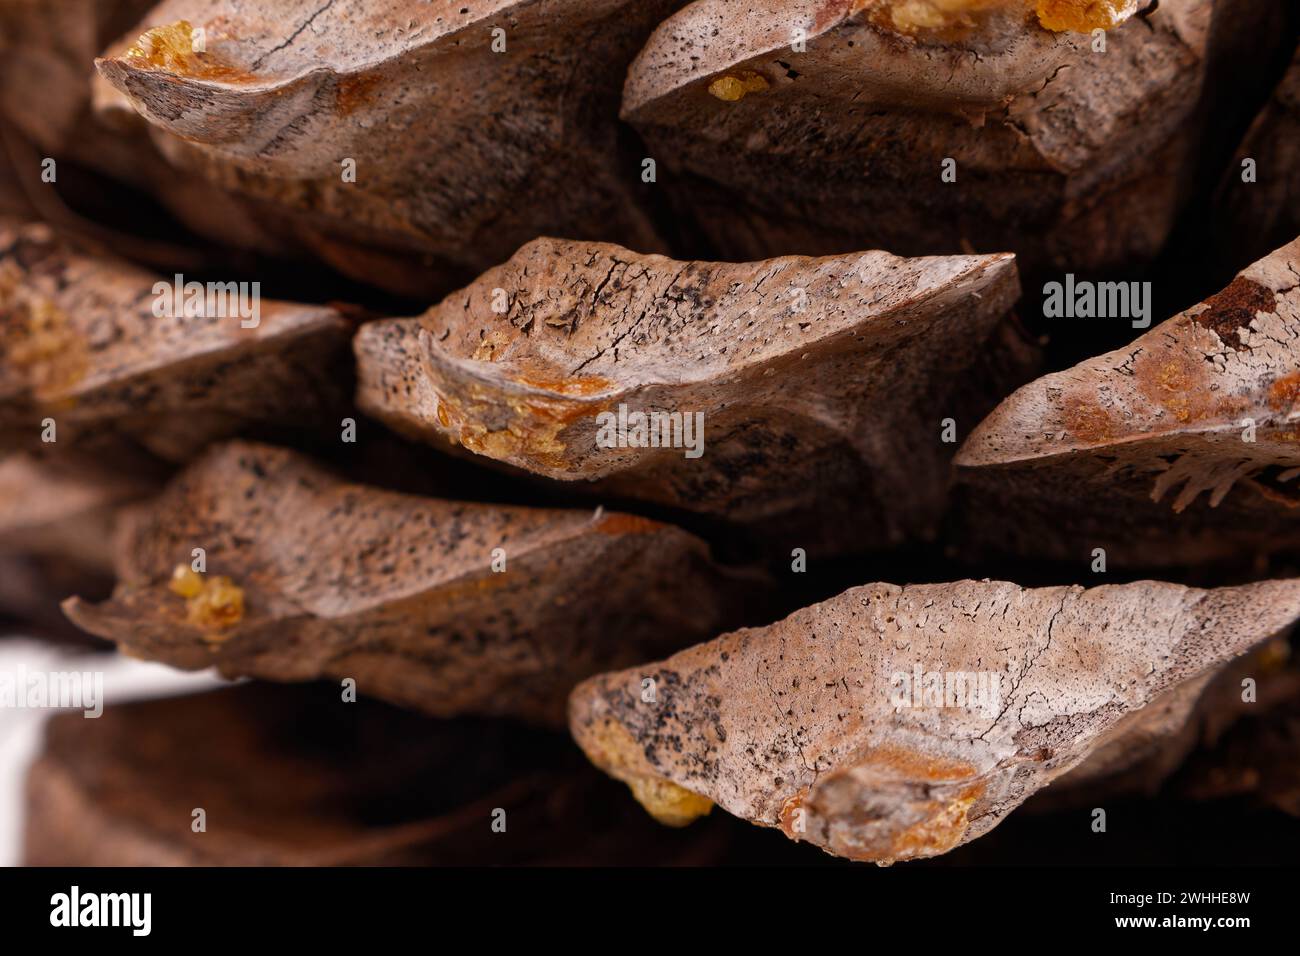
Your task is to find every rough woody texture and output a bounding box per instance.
[622,0,1281,274]
[954,236,1300,566]
[356,237,1031,554]
[92,0,685,296]
[24,682,735,865]
[1020,638,1297,807]
[6,0,1300,870]
[569,577,1300,863]
[0,221,351,459]
[63,442,756,723]
[0,0,280,257]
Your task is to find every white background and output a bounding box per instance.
[0,639,225,866]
